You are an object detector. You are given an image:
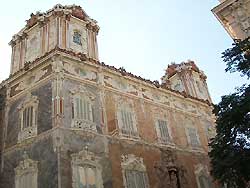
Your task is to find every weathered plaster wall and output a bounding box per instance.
[58,129,112,188]
[0,135,58,188]
[108,139,212,188]
[6,81,52,148]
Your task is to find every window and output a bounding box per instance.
[72,93,96,131]
[195,165,212,188]
[22,106,34,129]
[156,119,171,144]
[18,94,38,142]
[71,149,103,188]
[187,127,200,147]
[121,154,149,188]
[77,165,97,188]
[120,109,136,136]
[73,31,82,45]
[74,95,93,121]
[15,153,38,188]
[124,170,148,188]
[198,175,212,188]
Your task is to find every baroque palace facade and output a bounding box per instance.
[0,5,217,188]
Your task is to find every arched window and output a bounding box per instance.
[71,149,103,188]
[18,94,38,142]
[121,154,149,188]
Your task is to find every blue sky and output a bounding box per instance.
[0,0,248,103]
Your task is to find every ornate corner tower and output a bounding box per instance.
[161,60,212,103]
[212,0,250,40]
[9,4,99,75]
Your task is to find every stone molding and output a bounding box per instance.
[121,154,149,188]
[154,150,189,188]
[15,152,38,188]
[194,164,212,188]
[115,96,139,138]
[71,148,104,188]
[121,154,146,172]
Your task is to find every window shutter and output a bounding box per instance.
[158,120,170,143]
[188,128,199,146]
[125,170,147,188]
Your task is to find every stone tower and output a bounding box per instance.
[161,60,212,103]
[0,4,218,188]
[212,0,250,40]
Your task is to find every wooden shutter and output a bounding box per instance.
[188,127,199,146]
[158,120,170,143]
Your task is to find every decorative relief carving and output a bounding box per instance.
[49,19,57,50]
[71,147,104,188]
[63,62,97,81]
[70,85,95,100]
[104,76,138,95]
[68,22,87,53]
[26,28,41,62]
[15,152,38,176]
[73,119,96,130]
[154,150,189,188]
[231,0,250,35]
[15,152,38,188]
[121,154,146,171]
[71,147,98,165]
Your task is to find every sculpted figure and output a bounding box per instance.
[170,171,178,188]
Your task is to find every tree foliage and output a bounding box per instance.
[209,37,250,188]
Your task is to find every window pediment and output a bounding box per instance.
[71,148,100,167]
[121,154,146,172]
[17,93,38,110]
[15,152,38,188]
[70,86,95,101]
[71,148,103,188]
[15,158,38,177]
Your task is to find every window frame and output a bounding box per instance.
[15,153,38,188]
[117,103,138,138]
[186,127,201,148]
[121,154,149,188]
[71,89,96,131]
[195,164,212,188]
[71,149,104,188]
[155,118,172,145]
[185,120,201,149]
[18,94,39,142]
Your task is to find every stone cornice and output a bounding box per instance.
[2,46,213,107]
